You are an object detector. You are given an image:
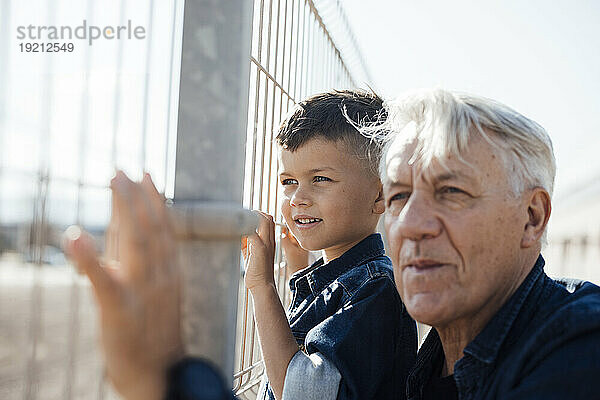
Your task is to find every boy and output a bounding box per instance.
[243,90,416,400]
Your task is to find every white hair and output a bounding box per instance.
[361,89,556,198]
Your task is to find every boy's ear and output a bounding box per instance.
[373,187,385,215]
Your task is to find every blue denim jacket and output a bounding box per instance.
[407,255,600,400]
[258,233,417,400]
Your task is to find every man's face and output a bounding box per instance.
[279,138,382,260]
[383,133,530,328]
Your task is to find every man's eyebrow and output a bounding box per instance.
[432,171,477,185]
[383,178,411,189]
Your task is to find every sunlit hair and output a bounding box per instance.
[361,89,556,197]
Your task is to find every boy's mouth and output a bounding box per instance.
[293,216,323,229]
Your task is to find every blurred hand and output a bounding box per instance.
[280,226,309,275]
[63,171,183,400]
[242,211,276,291]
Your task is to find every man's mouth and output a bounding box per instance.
[404,259,447,270]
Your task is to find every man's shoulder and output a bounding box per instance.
[520,276,600,361]
[491,278,600,398]
[542,277,600,327]
[488,277,600,398]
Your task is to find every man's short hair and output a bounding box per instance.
[276,90,387,175]
[366,89,556,197]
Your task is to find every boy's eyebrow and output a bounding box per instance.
[279,167,336,177]
[307,167,336,173]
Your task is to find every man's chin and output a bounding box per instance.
[404,292,454,326]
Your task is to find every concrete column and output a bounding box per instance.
[173,0,254,379]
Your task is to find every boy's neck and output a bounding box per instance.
[321,232,376,264]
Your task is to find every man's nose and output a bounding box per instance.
[392,192,441,241]
[290,185,312,207]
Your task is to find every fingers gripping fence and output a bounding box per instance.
[0,0,369,399]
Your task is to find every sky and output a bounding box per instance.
[342,0,600,202]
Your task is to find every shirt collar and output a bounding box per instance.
[462,254,546,364]
[288,233,385,295]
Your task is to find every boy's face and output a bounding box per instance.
[278,138,384,261]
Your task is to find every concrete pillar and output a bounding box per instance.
[173,0,254,380]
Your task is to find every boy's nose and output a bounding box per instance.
[290,188,312,207]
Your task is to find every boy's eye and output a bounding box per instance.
[313,176,331,183]
[281,178,298,185]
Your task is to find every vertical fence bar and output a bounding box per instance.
[0,0,9,167]
[163,0,181,191]
[173,0,254,379]
[140,0,155,171]
[233,1,376,395]
[23,0,58,397]
[110,0,127,170]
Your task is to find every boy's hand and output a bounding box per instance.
[242,214,299,400]
[63,171,183,400]
[242,211,276,291]
[280,226,309,275]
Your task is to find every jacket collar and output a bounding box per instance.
[288,233,385,296]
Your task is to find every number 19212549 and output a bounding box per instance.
[19,42,74,52]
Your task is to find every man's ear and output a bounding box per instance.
[373,186,385,215]
[521,188,551,248]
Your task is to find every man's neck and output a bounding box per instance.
[437,253,538,375]
[437,324,480,376]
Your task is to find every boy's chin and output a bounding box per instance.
[296,241,320,252]
[294,237,323,252]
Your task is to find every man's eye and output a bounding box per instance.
[440,186,465,195]
[388,192,410,204]
[313,176,331,183]
[281,178,298,185]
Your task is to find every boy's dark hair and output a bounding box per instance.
[276,90,387,175]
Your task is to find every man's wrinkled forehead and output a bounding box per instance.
[382,123,419,187]
[382,125,481,189]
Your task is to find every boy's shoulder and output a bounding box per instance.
[289,234,396,305]
[335,254,395,300]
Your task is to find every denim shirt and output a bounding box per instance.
[259,233,417,400]
[407,255,600,400]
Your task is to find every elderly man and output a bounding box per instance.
[376,90,600,399]
[66,89,600,400]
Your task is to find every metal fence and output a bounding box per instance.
[234,0,371,396]
[0,0,369,398]
[1,1,599,400]
[0,0,183,398]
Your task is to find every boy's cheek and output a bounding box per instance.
[279,199,293,223]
